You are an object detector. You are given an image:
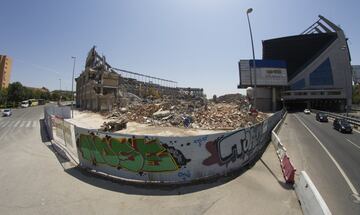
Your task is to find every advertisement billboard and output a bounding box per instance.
[238,60,288,87]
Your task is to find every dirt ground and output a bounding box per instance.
[66,110,228,136]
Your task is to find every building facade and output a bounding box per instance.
[0,55,12,89]
[239,15,353,112]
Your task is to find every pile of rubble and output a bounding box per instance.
[100,119,127,132]
[104,93,267,131]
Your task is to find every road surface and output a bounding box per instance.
[279,112,360,214]
[0,106,300,215]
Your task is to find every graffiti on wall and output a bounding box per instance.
[77,133,190,172]
[202,123,264,167]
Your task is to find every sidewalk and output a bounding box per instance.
[49,139,302,215]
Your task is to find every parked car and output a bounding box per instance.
[333,118,352,133]
[304,109,311,114]
[316,112,328,122]
[2,109,12,117]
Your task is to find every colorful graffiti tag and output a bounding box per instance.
[77,133,189,172]
[202,123,263,166]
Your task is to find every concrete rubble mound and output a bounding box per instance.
[105,93,267,130]
[76,47,268,130]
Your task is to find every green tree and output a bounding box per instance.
[0,87,8,106]
[353,85,360,104]
[7,82,26,104]
[40,91,50,101]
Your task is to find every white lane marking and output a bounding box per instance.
[353,129,360,134]
[26,121,32,127]
[1,121,11,127]
[7,121,15,127]
[19,121,26,127]
[345,138,360,151]
[294,114,360,198]
[14,121,21,127]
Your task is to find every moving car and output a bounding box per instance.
[304,109,310,114]
[333,118,352,133]
[2,109,12,117]
[316,112,328,122]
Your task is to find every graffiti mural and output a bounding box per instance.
[77,133,189,172]
[45,105,284,183]
[202,123,263,166]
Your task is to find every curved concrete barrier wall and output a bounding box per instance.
[44,106,284,184]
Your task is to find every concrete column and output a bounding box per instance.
[272,87,276,112]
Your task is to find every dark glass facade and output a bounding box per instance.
[290,79,305,90]
[309,58,334,86]
[262,33,337,81]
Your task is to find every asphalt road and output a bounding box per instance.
[278,112,360,214]
[0,106,301,215]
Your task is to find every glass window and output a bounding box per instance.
[291,79,305,90]
[294,92,307,95]
[309,58,334,86]
[327,91,341,95]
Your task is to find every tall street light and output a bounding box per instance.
[71,56,76,118]
[246,8,257,109]
[59,78,62,104]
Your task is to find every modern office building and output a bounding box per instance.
[239,15,353,112]
[0,55,12,89]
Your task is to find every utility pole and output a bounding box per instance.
[246,8,257,109]
[71,56,76,118]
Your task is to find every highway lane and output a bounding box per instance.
[279,113,360,214]
[297,113,360,191]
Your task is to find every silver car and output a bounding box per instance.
[2,109,12,117]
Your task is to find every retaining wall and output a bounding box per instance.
[44,106,284,184]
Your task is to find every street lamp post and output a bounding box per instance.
[71,56,76,118]
[59,78,62,91]
[59,78,62,104]
[246,8,257,109]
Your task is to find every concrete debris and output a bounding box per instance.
[105,93,267,130]
[100,119,128,132]
[153,110,171,118]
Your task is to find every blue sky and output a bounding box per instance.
[1,0,359,97]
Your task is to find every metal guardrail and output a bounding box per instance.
[311,109,360,127]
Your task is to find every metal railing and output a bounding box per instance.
[311,109,360,127]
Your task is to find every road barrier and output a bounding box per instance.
[295,171,332,215]
[44,106,285,184]
[271,111,296,184]
[281,155,296,184]
[271,112,288,162]
[311,109,360,128]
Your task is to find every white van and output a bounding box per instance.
[21,100,29,108]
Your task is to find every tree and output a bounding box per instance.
[0,87,8,105]
[7,82,26,103]
[353,85,360,104]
